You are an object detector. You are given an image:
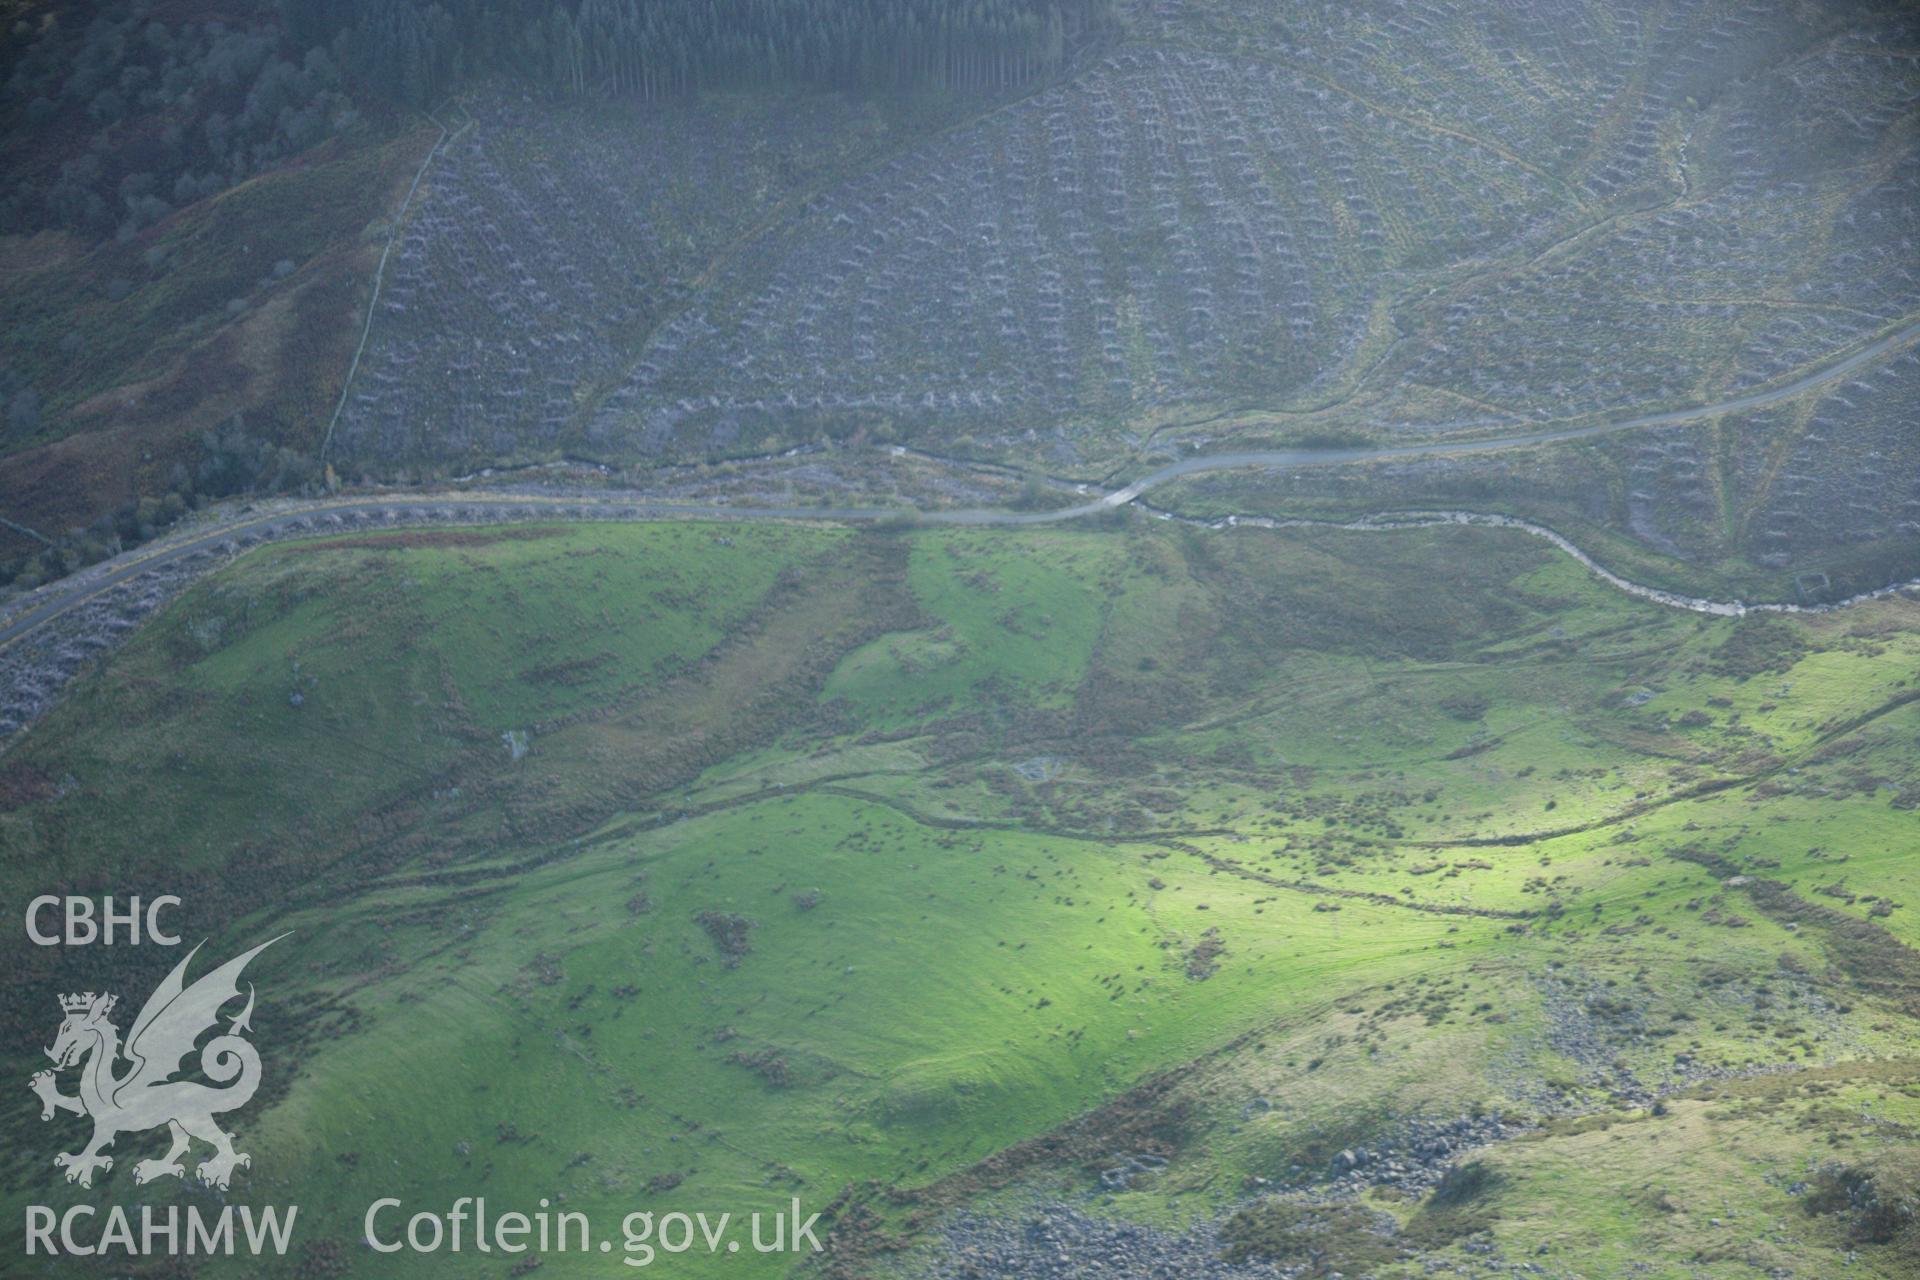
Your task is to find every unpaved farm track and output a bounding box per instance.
[3,317,1918,745]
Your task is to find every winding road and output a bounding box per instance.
[4,316,1919,659]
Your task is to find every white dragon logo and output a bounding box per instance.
[28,936,283,1190]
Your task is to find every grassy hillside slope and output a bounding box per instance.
[1,517,1914,1276]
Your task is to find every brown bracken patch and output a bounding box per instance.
[0,763,58,810]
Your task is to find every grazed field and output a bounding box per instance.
[2,518,1914,1277]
